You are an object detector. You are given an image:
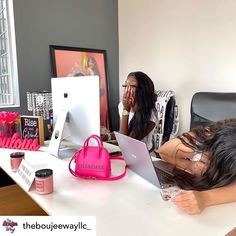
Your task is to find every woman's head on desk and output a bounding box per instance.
[159,118,236,215]
[171,119,236,191]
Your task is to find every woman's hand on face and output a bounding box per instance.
[122,86,135,111]
[171,190,206,215]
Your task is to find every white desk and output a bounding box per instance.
[0,144,235,236]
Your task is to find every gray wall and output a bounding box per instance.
[10,0,119,131]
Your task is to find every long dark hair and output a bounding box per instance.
[88,57,100,77]
[127,71,157,139]
[173,119,236,191]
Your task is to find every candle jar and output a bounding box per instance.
[10,152,25,172]
[35,169,53,195]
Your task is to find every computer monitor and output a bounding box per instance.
[48,76,100,157]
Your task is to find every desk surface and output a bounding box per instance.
[0,144,236,236]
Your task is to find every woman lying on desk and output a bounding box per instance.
[159,119,236,215]
[102,71,157,151]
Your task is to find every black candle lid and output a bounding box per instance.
[10,152,25,158]
[35,169,53,178]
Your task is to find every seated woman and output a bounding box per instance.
[102,71,157,151]
[159,119,236,214]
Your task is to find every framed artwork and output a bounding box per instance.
[20,115,44,145]
[49,45,110,130]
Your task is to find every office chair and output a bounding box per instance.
[190,92,236,129]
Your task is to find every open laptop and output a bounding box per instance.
[114,132,182,200]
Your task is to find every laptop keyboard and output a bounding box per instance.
[155,167,172,182]
[154,167,176,187]
[153,160,175,173]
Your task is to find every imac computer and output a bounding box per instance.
[48,76,100,157]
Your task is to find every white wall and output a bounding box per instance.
[118,0,236,133]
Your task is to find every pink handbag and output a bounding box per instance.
[69,134,127,180]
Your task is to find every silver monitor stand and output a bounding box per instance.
[48,109,71,157]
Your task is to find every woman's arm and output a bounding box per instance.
[159,135,207,175]
[172,181,236,215]
[119,87,135,135]
[119,114,130,135]
[159,137,194,170]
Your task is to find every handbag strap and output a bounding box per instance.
[68,155,127,181]
[95,156,127,181]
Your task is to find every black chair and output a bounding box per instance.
[190,92,236,129]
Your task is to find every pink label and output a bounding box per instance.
[35,179,44,192]
[35,176,53,195]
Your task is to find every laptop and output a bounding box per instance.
[114,132,182,200]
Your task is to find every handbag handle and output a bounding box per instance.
[69,155,127,181]
[84,134,103,148]
[82,135,103,159]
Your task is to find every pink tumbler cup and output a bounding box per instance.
[10,152,25,172]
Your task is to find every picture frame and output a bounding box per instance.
[20,115,45,145]
[49,45,110,131]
